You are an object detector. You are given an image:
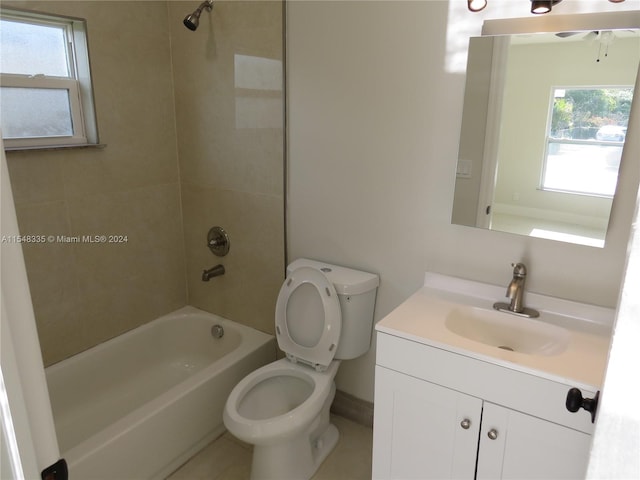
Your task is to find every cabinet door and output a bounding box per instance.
[477,402,592,480]
[372,366,482,479]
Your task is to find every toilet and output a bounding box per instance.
[223,258,379,480]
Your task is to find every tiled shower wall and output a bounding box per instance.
[5,1,284,365]
[168,1,285,336]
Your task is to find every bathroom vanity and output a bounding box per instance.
[372,273,613,479]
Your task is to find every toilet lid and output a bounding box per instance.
[275,266,341,370]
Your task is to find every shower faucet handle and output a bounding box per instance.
[207,226,230,256]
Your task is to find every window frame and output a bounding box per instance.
[0,8,99,149]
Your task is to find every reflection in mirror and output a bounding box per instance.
[452,29,639,247]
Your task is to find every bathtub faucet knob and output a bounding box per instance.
[207,226,230,256]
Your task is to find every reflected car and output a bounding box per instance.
[596,125,627,142]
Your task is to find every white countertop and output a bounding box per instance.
[376,273,614,389]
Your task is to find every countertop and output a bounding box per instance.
[376,273,614,389]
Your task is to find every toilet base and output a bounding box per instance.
[250,423,339,480]
[249,383,338,480]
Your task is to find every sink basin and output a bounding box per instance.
[376,272,614,387]
[445,306,570,356]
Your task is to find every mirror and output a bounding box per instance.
[452,28,639,247]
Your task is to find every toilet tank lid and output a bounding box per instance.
[287,258,379,296]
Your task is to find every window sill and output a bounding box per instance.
[4,143,107,153]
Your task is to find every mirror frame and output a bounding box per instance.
[481,11,639,37]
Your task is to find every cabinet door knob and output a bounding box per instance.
[487,429,498,440]
[565,388,600,424]
[460,419,471,429]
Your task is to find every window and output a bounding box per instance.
[0,9,98,149]
[542,87,632,197]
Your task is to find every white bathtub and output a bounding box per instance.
[45,306,276,480]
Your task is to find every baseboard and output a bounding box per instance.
[330,389,374,428]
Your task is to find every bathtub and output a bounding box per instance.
[45,306,276,480]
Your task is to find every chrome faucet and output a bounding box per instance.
[493,262,539,318]
[202,264,225,281]
[506,262,526,313]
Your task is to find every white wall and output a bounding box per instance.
[287,0,640,402]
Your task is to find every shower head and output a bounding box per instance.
[183,0,213,31]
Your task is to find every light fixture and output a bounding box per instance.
[467,0,488,12]
[531,0,556,14]
[468,0,624,14]
[467,0,622,14]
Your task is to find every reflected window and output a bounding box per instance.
[542,87,632,197]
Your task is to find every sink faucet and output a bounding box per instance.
[493,262,539,318]
[506,262,526,313]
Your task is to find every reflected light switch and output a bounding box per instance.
[456,160,472,178]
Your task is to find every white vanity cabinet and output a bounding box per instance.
[373,365,482,479]
[372,332,595,480]
[476,401,591,480]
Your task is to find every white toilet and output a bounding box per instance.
[223,258,379,480]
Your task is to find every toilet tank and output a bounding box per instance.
[287,258,379,360]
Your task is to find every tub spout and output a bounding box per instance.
[202,264,225,281]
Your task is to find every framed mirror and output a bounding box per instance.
[452,23,639,248]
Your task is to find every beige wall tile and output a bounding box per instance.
[5,154,66,205]
[181,183,283,334]
[13,201,77,305]
[170,1,285,334]
[4,2,187,365]
[5,0,284,366]
[170,1,284,196]
[66,184,185,295]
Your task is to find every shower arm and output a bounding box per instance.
[195,0,213,15]
[193,0,213,16]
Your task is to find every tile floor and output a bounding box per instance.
[166,415,373,480]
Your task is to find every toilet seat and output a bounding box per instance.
[275,266,341,370]
[223,358,339,445]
